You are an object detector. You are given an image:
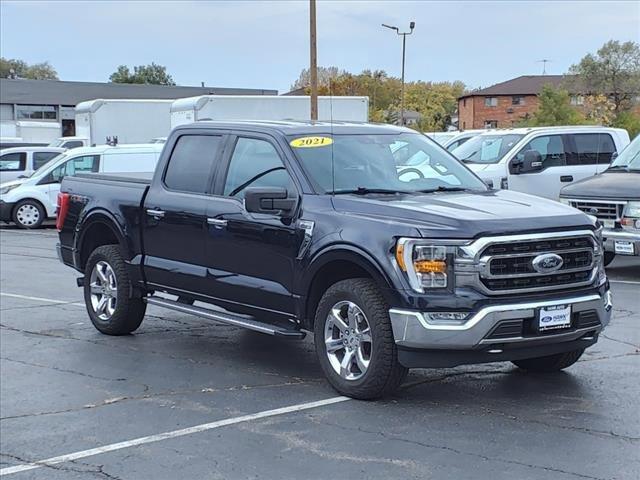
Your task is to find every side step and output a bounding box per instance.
[145,296,305,339]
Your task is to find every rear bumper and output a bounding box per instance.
[390,288,612,368]
[603,228,640,256]
[0,201,15,222]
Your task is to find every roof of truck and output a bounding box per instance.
[176,120,413,136]
[62,143,164,156]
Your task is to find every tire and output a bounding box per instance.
[84,245,146,335]
[314,278,408,400]
[512,348,584,373]
[12,199,45,229]
[604,252,615,267]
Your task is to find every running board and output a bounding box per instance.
[145,296,305,339]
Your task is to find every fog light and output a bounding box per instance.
[425,312,470,325]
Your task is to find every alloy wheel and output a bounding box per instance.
[89,261,118,320]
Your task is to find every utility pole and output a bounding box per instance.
[310,0,318,120]
[382,22,415,126]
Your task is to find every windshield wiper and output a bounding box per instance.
[330,187,411,195]
[417,186,471,193]
[606,165,630,171]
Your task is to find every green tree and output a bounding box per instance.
[0,57,58,80]
[522,85,588,126]
[612,111,640,139]
[109,63,176,85]
[567,40,640,113]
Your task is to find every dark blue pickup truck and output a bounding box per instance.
[57,121,612,399]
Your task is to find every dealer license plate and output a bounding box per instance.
[538,304,572,331]
[614,241,634,255]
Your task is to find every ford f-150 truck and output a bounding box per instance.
[57,121,612,399]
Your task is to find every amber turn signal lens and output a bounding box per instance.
[396,243,407,271]
[414,260,447,273]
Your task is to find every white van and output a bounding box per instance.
[450,126,630,199]
[0,147,66,183]
[49,136,89,149]
[0,144,163,228]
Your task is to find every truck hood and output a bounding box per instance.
[331,189,593,238]
[560,172,640,201]
[0,178,26,189]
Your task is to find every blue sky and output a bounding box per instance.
[1,0,639,93]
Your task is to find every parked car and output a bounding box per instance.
[444,130,484,151]
[0,147,65,183]
[424,131,459,146]
[451,126,630,199]
[0,138,48,150]
[48,136,89,149]
[0,143,162,228]
[56,121,611,399]
[560,134,640,265]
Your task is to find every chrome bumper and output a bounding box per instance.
[603,228,640,256]
[389,290,612,349]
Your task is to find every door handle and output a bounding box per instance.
[560,175,573,183]
[207,218,228,227]
[146,209,165,218]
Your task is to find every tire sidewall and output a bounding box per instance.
[13,200,45,229]
[314,281,394,393]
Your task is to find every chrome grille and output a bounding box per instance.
[569,200,625,221]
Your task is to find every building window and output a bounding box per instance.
[462,121,466,129]
[463,99,467,107]
[16,105,57,121]
[484,97,498,107]
[512,96,525,106]
[484,120,498,129]
[570,95,584,106]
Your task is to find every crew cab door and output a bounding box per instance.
[142,133,225,295]
[507,134,571,199]
[204,134,303,318]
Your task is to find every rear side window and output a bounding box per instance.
[570,133,616,165]
[0,152,26,171]
[164,135,222,194]
[33,151,61,170]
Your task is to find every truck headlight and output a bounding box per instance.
[395,239,461,292]
[621,202,640,231]
[0,184,20,195]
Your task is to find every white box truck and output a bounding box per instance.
[75,99,173,145]
[13,121,61,144]
[170,95,369,128]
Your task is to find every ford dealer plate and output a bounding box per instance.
[539,305,572,331]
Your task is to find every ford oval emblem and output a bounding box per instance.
[532,253,564,273]
[587,207,599,215]
[541,316,553,323]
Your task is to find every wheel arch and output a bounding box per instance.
[301,245,398,330]
[76,210,129,270]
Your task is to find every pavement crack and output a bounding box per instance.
[0,356,127,382]
[600,333,640,349]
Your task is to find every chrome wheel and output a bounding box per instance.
[324,301,373,381]
[15,204,40,227]
[89,261,118,320]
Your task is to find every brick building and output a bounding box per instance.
[458,75,566,130]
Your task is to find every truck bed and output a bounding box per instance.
[73,172,153,185]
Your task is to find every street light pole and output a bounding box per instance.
[310,0,318,120]
[382,21,415,126]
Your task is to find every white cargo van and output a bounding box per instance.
[49,136,89,149]
[450,126,630,199]
[75,99,173,145]
[0,144,162,228]
[170,95,369,128]
[0,147,66,183]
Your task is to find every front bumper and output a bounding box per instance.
[390,288,612,367]
[603,228,640,256]
[0,200,15,222]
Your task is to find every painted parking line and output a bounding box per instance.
[608,279,640,285]
[0,396,350,476]
[0,292,84,307]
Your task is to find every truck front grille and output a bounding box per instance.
[568,200,625,221]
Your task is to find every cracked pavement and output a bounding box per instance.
[1,226,639,479]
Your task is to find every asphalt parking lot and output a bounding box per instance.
[0,225,638,480]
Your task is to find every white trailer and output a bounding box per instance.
[170,95,369,128]
[75,99,173,145]
[13,121,61,144]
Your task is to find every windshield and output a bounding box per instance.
[609,135,640,171]
[29,152,68,178]
[288,132,486,194]
[452,134,524,164]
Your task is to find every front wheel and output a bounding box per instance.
[512,349,584,373]
[13,199,45,229]
[84,245,146,335]
[314,278,407,400]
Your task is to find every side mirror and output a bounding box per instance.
[611,151,618,161]
[522,150,543,172]
[483,179,494,189]
[245,187,296,215]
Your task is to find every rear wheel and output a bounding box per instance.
[84,245,146,335]
[13,199,45,229]
[314,278,407,399]
[604,252,615,267]
[512,348,584,372]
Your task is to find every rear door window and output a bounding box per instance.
[164,135,222,194]
[0,152,26,171]
[33,151,61,170]
[570,133,616,165]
